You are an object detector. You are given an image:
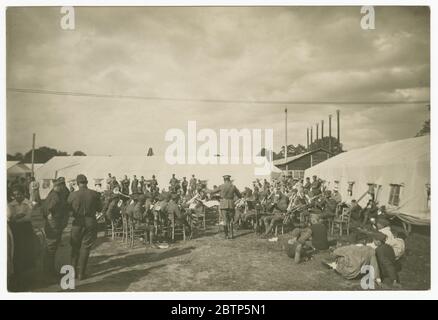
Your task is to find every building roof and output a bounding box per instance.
[7,161,19,169]
[273,148,332,166]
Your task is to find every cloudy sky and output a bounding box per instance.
[6,6,430,156]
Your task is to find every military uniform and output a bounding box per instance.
[211,177,242,238]
[311,179,322,196]
[181,179,188,196]
[67,175,102,279]
[150,177,158,192]
[121,178,130,195]
[263,191,288,235]
[139,179,146,194]
[43,178,70,275]
[167,197,191,237]
[131,178,139,194]
[189,177,197,196]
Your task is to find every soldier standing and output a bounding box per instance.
[189,174,197,196]
[210,175,241,239]
[140,176,146,193]
[121,175,130,195]
[67,174,102,280]
[150,175,158,192]
[43,177,70,277]
[131,175,139,194]
[181,177,188,196]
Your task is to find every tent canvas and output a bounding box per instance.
[35,155,275,199]
[7,161,31,178]
[305,136,430,226]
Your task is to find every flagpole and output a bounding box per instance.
[285,108,288,172]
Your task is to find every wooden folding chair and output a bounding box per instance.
[331,208,351,236]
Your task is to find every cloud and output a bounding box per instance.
[6,6,430,156]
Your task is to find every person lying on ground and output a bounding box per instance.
[322,240,382,286]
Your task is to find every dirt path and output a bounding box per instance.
[33,224,430,292]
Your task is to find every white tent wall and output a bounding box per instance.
[35,156,273,199]
[304,136,430,226]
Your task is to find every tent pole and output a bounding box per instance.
[284,108,288,172]
[31,133,36,178]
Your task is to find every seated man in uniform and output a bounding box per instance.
[239,189,259,228]
[347,199,365,243]
[286,221,313,264]
[320,190,338,223]
[332,186,342,204]
[262,186,289,237]
[167,193,192,240]
[310,175,322,196]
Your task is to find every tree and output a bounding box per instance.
[308,136,343,155]
[147,147,154,156]
[22,146,69,163]
[7,152,24,161]
[416,120,430,137]
[415,104,430,137]
[275,143,308,160]
[73,151,87,156]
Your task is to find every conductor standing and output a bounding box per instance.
[210,175,241,239]
[67,174,102,280]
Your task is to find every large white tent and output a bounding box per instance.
[35,155,275,199]
[305,135,430,226]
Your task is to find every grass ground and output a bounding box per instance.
[31,211,430,292]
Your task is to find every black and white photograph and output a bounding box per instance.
[3,3,432,297]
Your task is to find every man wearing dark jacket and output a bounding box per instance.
[43,177,70,277]
[210,175,242,239]
[131,175,139,194]
[374,232,401,288]
[67,174,102,280]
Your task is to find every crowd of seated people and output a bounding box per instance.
[100,173,216,245]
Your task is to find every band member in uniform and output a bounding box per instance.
[43,177,70,277]
[67,174,102,280]
[121,175,130,195]
[150,175,158,192]
[140,176,146,193]
[131,175,139,194]
[181,177,188,196]
[106,173,113,190]
[209,175,242,239]
[189,174,197,196]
